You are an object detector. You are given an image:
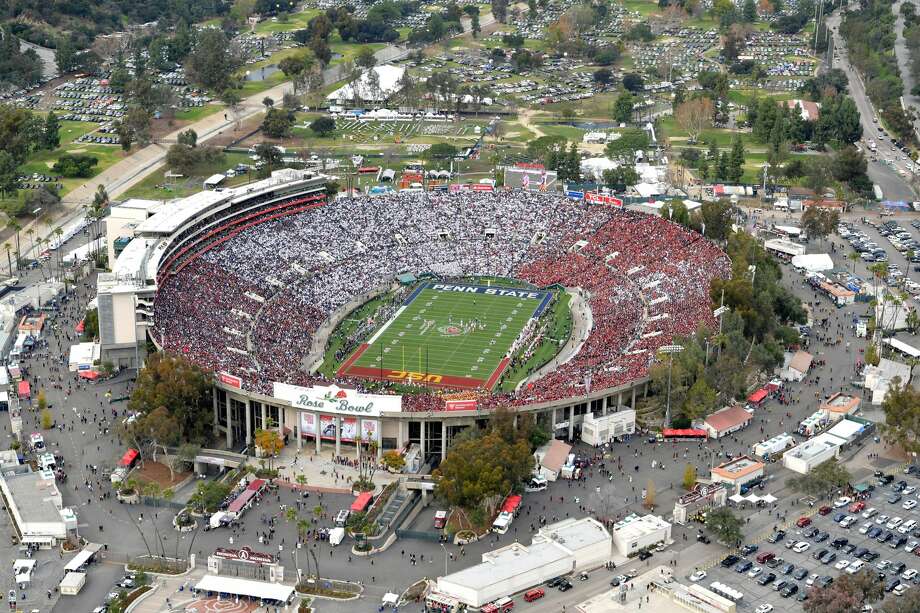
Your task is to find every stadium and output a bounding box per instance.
[100,169,730,463]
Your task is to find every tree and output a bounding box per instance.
[622,73,645,93]
[593,68,613,85]
[116,121,133,152]
[675,98,714,144]
[882,585,920,612]
[602,166,640,191]
[881,377,920,454]
[604,129,649,155]
[255,427,284,469]
[260,108,295,138]
[612,93,634,123]
[699,200,734,241]
[355,46,377,71]
[255,143,283,170]
[426,143,459,160]
[190,480,232,513]
[382,450,406,473]
[643,479,655,509]
[728,136,745,182]
[492,0,509,21]
[804,569,885,613]
[185,29,240,91]
[262,96,274,108]
[682,376,717,419]
[682,464,697,490]
[128,352,213,443]
[42,112,60,150]
[801,207,840,243]
[789,458,852,498]
[742,0,758,21]
[705,507,743,546]
[177,129,197,148]
[0,152,18,198]
[40,409,52,429]
[434,431,533,512]
[309,116,336,137]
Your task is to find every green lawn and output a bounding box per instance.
[340,283,548,390]
[252,9,321,34]
[59,121,98,145]
[620,0,660,16]
[174,105,223,122]
[120,152,254,200]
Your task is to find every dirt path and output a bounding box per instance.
[517,109,546,139]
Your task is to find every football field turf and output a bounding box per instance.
[338,282,552,390]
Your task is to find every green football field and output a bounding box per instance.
[338,283,550,390]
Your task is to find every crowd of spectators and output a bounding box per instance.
[153,190,730,411]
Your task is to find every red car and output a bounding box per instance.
[849,501,866,513]
[818,506,832,516]
[796,516,812,528]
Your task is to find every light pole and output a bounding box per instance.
[660,344,684,428]
[439,543,449,577]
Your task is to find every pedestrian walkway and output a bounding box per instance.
[274,446,399,493]
[129,567,206,613]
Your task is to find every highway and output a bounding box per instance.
[827,6,918,201]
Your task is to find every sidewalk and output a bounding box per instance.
[130,566,206,613]
[274,446,399,494]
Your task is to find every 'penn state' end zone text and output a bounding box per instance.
[429,283,543,300]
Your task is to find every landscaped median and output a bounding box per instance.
[295,578,362,600]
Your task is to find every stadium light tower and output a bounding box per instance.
[660,344,684,429]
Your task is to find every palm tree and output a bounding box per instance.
[848,251,859,273]
[295,474,307,488]
[25,228,34,261]
[7,220,21,270]
[3,243,11,278]
[53,227,63,277]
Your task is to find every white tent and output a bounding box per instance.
[327,65,407,103]
[729,494,745,504]
[791,253,833,272]
[580,157,620,181]
[744,494,761,504]
[195,575,293,602]
[761,494,777,504]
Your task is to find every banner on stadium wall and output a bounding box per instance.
[445,399,477,411]
[274,382,402,417]
[361,419,379,442]
[300,413,316,436]
[218,372,242,389]
[314,415,359,441]
[566,190,585,200]
[585,192,623,206]
[471,183,494,192]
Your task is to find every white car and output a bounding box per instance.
[847,560,866,574]
[841,516,858,528]
[902,569,918,581]
[860,522,873,534]
[863,508,879,519]
[689,570,706,582]
[835,497,853,508]
[904,500,917,510]
[793,541,811,553]
[748,566,762,578]
[906,486,917,495]
[893,584,909,596]
[755,605,774,613]
[877,514,891,525]
[887,517,904,529]
[835,559,851,570]
[806,573,819,586]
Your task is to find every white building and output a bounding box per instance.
[611,513,671,558]
[709,456,764,495]
[864,358,912,405]
[534,439,571,482]
[581,410,636,446]
[782,435,843,474]
[104,199,165,267]
[435,517,611,608]
[326,65,407,104]
[819,393,860,423]
[68,341,100,372]
[0,470,78,547]
[782,350,813,382]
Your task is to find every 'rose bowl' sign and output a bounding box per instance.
[214,546,275,565]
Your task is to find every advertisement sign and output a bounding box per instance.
[319,415,336,440]
[584,192,623,207]
[300,413,316,436]
[361,419,379,442]
[340,417,357,442]
[445,399,477,411]
[566,190,585,200]
[274,383,402,417]
[471,183,494,192]
[315,415,358,441]
[214,546,274,565]
[218,372,242,389]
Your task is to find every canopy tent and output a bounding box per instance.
[744,494,761,503]
[729,494,745,503]
[383,593,399,606]
[791,253,834,272]
[194,575,294,603]
[760,494,777,504]
[78,370,100,380]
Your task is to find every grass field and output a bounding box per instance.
[338,282,551,390]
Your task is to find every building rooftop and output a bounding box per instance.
[440,540,570,591]
[704,405,751,432]
[612,514,671,540]
[784,436,843,460]
[711,456,764,480]
[2,471,63,524]
[820,393,860,414]
[537,440,572,473]
[534,517,611,554]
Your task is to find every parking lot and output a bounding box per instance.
[702,468,920,611]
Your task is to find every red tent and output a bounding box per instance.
[747,388,768,404]
[79,370,100,381]
[501,494,522,514]
[75,319,85,333]
[17,380,30,399]
[119,448,139,467]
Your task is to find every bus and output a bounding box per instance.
[659,428,708,442]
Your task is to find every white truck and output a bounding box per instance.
[59,572,85,595]
[874,184,884,201]
[329,527,346,547]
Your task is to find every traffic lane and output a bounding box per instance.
[52,561,123,613]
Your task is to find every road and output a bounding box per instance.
[894,0,920,114]
[827,7,918,201]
